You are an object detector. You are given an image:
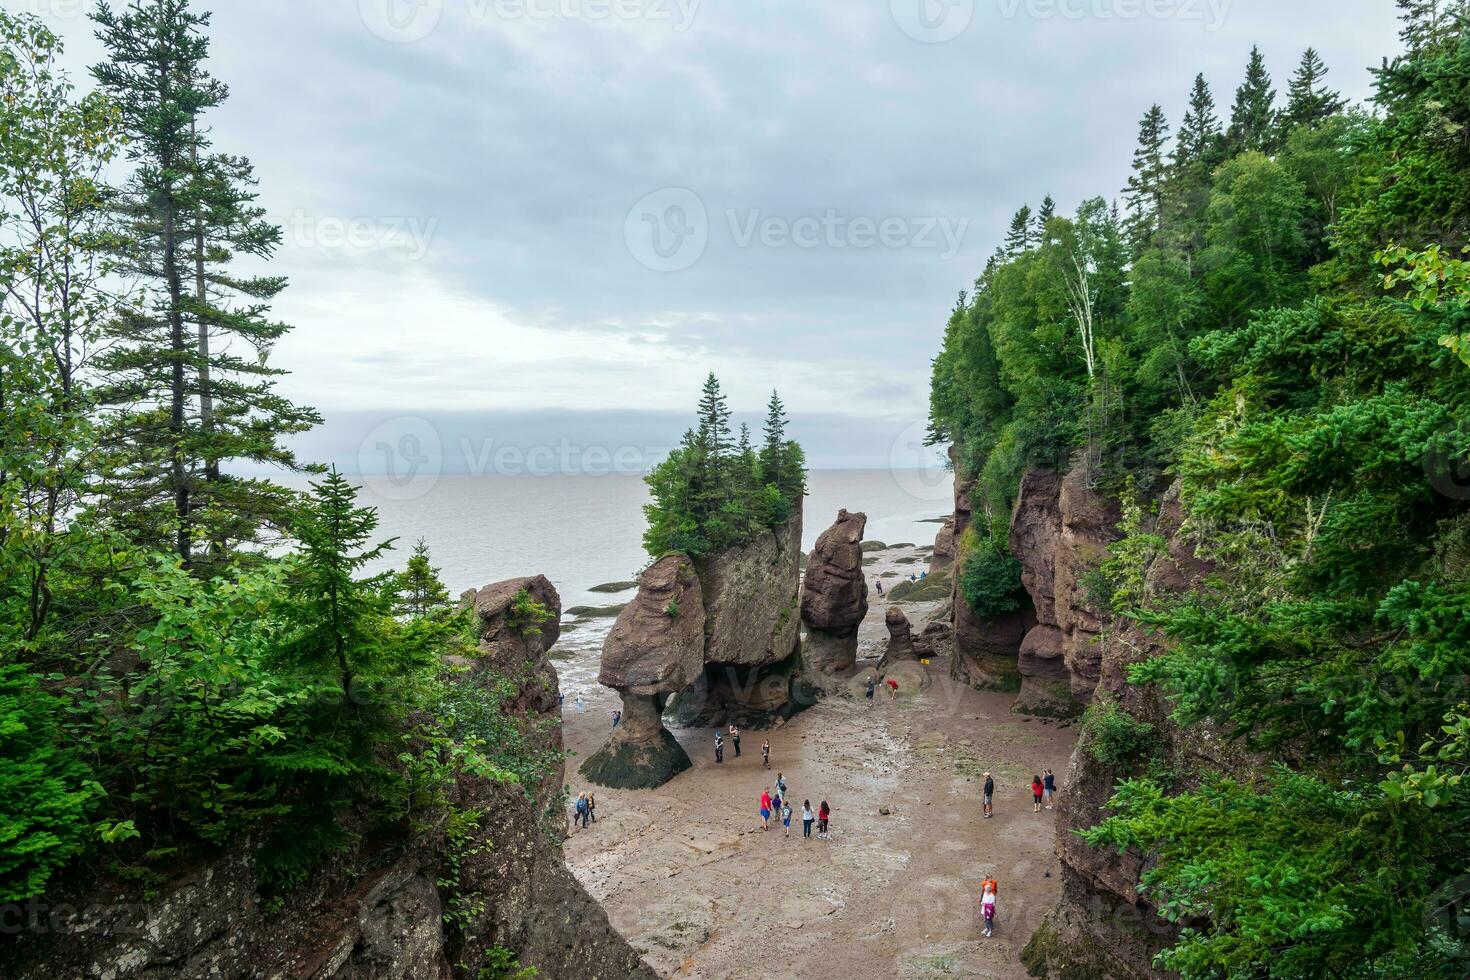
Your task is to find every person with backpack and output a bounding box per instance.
[781,800,793,837]
[715,731,724,764]
[980,879,998,937]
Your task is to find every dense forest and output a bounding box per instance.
[642,374,806,558]
[928,3,1470,976]
[0,1,553,916]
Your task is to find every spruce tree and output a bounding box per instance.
[1123,105,1171,255]
[759,389,788,485]
[394,538,452,619]
[1284,48,1345,130]
[1175,74,1224,172]
[1037,195,1057,227]
[1227,46,1278,154]
[1396,0,1470,52]
[1004,205,1033,257]
[695,372,732,459]
[91,0,318,565]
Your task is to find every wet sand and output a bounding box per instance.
[560,545,1077,979]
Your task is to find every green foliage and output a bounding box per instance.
[1080,703,1158,767]
[506,588,554,637]
[395,538,453,618]
[643,377,806,558]
[0,663,99,902]
[478,947,538,980]
[956,526,1024,618]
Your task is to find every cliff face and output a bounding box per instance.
[1021,483,1250,980]
[3,576,654,980]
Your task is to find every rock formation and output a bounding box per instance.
[880,606,917,667]
[1008,469,1080,717]
[581,555,704,789]
[800,509,868,680]
[3,576,655,980]
[673,503,805,726]
[929,515,957,572]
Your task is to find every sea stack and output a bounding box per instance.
[580,556,705,790]
[800,509,869,681]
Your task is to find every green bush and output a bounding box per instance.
[0,663,99,902]
[1081,703,1158,767]
[957,528,1025,618]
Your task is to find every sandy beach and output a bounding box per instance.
[560,544,1079,980]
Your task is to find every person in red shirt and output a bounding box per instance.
[1031,775,1044,813]
[817,800,831,839]
[759,789,773,830]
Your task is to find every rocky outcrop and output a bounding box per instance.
[1054,465,1121,703]
[3,577,655,980]
[880,606,917,667]
[673,503,805,727]
[1007,469,1077,716]
[929,516,957,572]
[581,556,704,789]
[1023,482,1246,980]
[800,509,868,680]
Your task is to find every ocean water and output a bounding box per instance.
[344,468,952,696]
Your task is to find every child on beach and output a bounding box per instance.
[817,800,831,839]
[781,801,793,837]
[981,879,998,937]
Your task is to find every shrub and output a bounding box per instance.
[1082,703,1158,767]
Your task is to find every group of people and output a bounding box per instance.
[864,673,900,704]
[980,769,1058,818]
[714,724,770,767]
[571,790,597,831]
[757,772,832,841]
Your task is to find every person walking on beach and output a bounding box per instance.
[715,731,725,764]
[760,788,773,830]
[866,674,876,705]
[1043,769,1056,809]
[587,792,597,824]
[612,709,621,729]
[980,879,998,937]
[762,739,771,769]
[781,800,793,837]
[776,773,787,799]
[817,800,831,840]
[982,772,994,819]
[874,578,884,597]
[1032,775,1044,813]
[574,792,590,830]
[575,695,585,712]
[802,800,815,839]
[730,724,742,758]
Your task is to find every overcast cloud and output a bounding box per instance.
[25,0,1401,469]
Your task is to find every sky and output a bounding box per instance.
[25,0,1403,473]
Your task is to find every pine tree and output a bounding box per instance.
[91,0,318,565]
[1175,74,1224,172]
[1227,46,1278,154]
[695,372,732,459]
[1284,48,1345,130]
[1396,0,1470,52]
[759,389,788,485]
[1124,105,1171,254]
[394,538,451,619]
[1004,205,1033,257]
[1037,195,1057,227]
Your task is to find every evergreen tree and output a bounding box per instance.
[1004,205,1033,257]
[758,389,788,490]
[1283,48,1345,130]
[695,372,732,459]
[1227,46,1278,154]
[394,538,451,619]
[1123,104,1171,254]
[1175,74,1224,172]
[91,0,318,565]
[1037,195,1056,227]
[1162,74,1224,263]
[1396,0,1470,52]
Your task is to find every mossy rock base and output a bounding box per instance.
[580,729,691,790]
[1013,677,1081,719]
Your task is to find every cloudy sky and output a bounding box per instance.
[31,0,1400,471]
